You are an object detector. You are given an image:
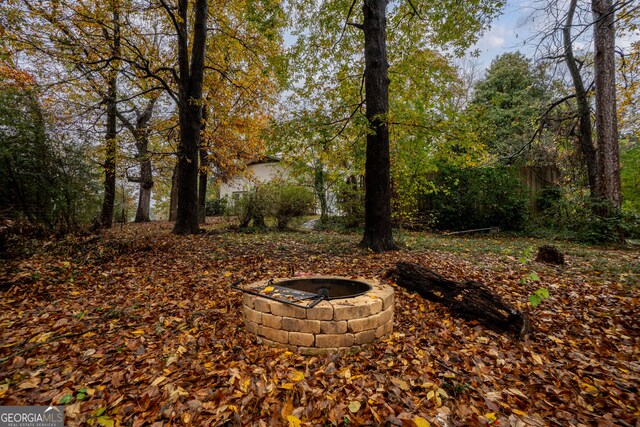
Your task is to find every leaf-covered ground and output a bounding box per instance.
[1,221,638,426]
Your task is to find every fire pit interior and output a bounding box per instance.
[238,276,394,354]
[275,277,371,300]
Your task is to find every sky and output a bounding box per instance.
[472,0,536,69]
[472,0,640,71]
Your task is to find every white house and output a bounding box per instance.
[219,156,340,215]
[219,156,288,200]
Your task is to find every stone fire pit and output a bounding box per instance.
[241,277,394,354]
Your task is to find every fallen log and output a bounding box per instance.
[389,262,531,339]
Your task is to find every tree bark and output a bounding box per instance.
[171,0,208,235]
[314,163,328,222]
[118,97,157,223]
[169,163,179,222]
[389,262,531,339]
[198,146,208,225]
[359,0,398,253]
[592,0,622,209]
[135,159,153,222]
[198,105,209,225]
[100,3,120,229]
[563,0,598,196]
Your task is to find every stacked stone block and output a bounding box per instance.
[242,278,394,354]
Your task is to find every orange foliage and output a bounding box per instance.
[0,61,35,89]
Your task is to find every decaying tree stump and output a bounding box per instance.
[389,262,531,339]
[535,245,565,265]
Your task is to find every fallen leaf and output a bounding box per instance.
[348,401,361,413]
[391,377,410,391]
[288,371,305,382]
[18,376,40,389]
[287,415,302,427]
[414,417,431,427]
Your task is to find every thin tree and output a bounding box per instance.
[563,0,598,195]
[592,0,622,208]
[117,95,159,222]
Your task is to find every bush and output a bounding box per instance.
[533,193,635,243]
[263,180,315,230]
[227,188,268,228]
[335,178,365,228]
[421,166,529,231]
[205,198,227,216]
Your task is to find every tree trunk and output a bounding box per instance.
[171,0,208,235]
[359,0,398,253]
[169,163,179,221]
[135,158,153,222]
[314,163,328,222]
[592,0,622,209]
[198,104,209,225]
[563,0,598,196]
[198,146,208,225]
[389,262,531,339]
[99,2,120,228]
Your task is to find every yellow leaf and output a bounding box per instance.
[280,383,294,390]
[391,377,410,391]
[97,416,114,427]
[287,415,302,427]
[228,405,238,413]
[426,390,435,400]
[580,382,598,396]
[414,417,431,427]
[531,352,543,365]
[131,329,145,335]
[289,371,305,382]
[0,383,8,398]
[264,286,275,293]
[224,271,232,277]
[348,401,361,413]
[512,409,527,416]
[151,376,166,387]
[485,412,497,422]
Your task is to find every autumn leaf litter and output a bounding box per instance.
[0,221,638,426]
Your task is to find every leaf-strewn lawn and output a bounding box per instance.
[1,221,638,426]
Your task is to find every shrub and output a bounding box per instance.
[263,180,315,230]
[227,188,268,228]
[421,166,529,231]
[533,193,636,243]
[335,178,365,228]
[205,198,227,216]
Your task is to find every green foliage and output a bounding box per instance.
[521,272,541,284]
[530,193,634,243]
[620,210,640,239]
[228,188,268,229]
[205,198,228,216]
[422,166,529,231]
[529,288,550,307]
[0,76,100,229]
[262,180,315,230]
[228,181,314,230]
[620,142,640,212]
[335,178,365,228]
[471,52,550,164]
